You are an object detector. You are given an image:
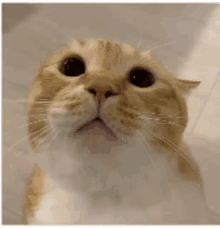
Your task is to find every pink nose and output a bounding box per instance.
[85,76,119,102]
[86,88,118,99]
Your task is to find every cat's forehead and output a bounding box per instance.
[69,39,136,55]
[64,39,150,73]
[45,39,169,82]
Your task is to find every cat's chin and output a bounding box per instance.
[74,117,118,141]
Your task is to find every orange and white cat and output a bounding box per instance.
[23,38,209,224]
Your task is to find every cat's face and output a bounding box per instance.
[27,39,188,155]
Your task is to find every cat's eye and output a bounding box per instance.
[59,55,86,77]
[128,67,155,88]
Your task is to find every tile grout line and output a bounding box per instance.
[189,73,220,135]
[3,206,22,218]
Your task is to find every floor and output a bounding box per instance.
[2,3,220,224]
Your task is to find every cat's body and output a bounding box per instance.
[24,139,207,224]
[23,39,209,224]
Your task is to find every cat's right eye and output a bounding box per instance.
[128,67,155,88]
[59,55,86,77]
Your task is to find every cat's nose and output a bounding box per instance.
[87,88,118,99]
[85,77,119,102]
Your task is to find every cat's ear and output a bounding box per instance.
[176,79,201,97]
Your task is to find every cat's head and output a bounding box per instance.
[27,39,200,179]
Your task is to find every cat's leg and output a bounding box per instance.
[23,165,86,225]
[31,188,83,224]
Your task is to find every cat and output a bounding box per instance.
[22,38,209,224]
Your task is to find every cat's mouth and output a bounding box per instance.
[75,117,117,139]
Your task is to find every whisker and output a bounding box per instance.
[138,129,166,163]
[144,41,176,54]
[4,114,47,122]
[147,131,196,169]
[140,116,185,129]
[2,99,50,103]
[134,129,173,200]
[136,29,142,49]
[28,125,52,146]
[63,130,68,152]
[121,105,187,119]
[133,116,197,172]
[27,113,47,116]
[136,130,163,170]
[134,118,192,166]
[4,116,29,123]
[3,118,48,136]
[2,99,65,104]
[140,112,187,119]
[2,99,29,103]
[27,108,50,111]
[7,125,50,152]
[38,115,64,151]
[143,38,172,53]
[3,114,47,124]
[38,127,57,148]
[42,129,62,153]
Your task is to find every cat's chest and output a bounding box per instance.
[36,137,177,203]
[33,176,149,224]
[32,136,208,224]
[32,174,208,224]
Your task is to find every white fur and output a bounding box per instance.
[30,85,209,224]
[32,128,209,224]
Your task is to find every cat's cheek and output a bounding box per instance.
[47,108,97,134]
[47,105,93,133]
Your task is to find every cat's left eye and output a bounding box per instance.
[128,67,155,88]
[59,55,86,77]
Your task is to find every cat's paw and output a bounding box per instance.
[32,188,82,224]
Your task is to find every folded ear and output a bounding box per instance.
[176,79,201,97]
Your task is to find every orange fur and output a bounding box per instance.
[23,165,44,224]
[23,38,204,224]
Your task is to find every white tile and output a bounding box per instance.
[184,135,220,215]
[210,74,220,99]
[2,207,22,225]
[185,95,206,134]
[200,6,220,47]
[178,66,219,97]
[201,29,220,48]
[193,97,220,140]
[178,41,220,98]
